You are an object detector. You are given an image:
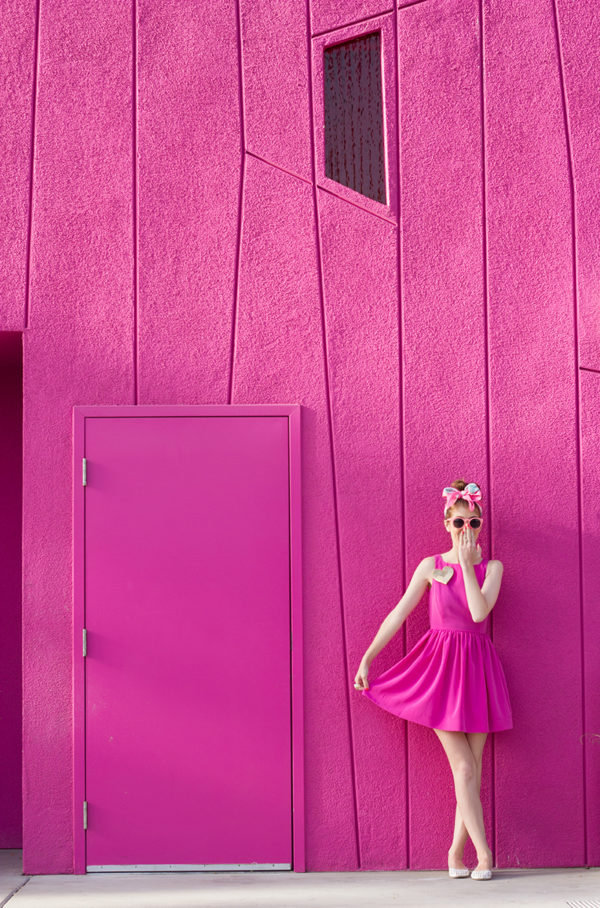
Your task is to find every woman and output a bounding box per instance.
[354,480,513,881]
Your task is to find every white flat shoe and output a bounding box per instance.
[448,867,470,878]
[471,868,493,880]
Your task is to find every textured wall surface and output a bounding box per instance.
[0,0,598,874]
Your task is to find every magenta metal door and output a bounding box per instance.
[79,410,297,871]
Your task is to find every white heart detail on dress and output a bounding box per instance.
[432,566,454,584]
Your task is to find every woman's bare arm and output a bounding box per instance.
[464,559,504,622]
[361,557,433,666]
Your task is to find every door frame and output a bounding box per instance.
[72,404,304,874]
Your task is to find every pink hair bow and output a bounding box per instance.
[442,482,482,514]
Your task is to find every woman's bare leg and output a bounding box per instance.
[433,728,493,871]
[448,732,487,867]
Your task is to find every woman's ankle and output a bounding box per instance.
[448,846,466,866]
[475,849,493,868]
[448,845,466,858]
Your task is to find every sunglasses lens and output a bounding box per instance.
[451,518,481,529]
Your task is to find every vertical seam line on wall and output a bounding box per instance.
[394,0,410,872]
[478,0,496,859]
[551,0,587,866]
[305,0,362,868]
[25,0,42,329]
[229,0,247,405]
[133,0,138,403]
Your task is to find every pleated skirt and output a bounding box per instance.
[361,627,513,733]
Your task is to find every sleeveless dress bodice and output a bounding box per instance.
[429,554,490,634]
[361,553,513,733]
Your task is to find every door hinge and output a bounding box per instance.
[83,628,87,657]
[83,801,88,830]
[82,457,87,486]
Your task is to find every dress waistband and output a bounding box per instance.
[429,626,489,636]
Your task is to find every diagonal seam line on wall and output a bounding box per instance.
[245,150,398,225]
[246,150,312,186]
[312,6,393,40]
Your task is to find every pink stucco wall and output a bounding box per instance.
[1,0,598,874]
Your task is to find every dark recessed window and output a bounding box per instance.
[323,32,386,204]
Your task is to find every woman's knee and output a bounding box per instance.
[433,728,479,782]
[452,756,477,785]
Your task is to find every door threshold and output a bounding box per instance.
[86,863,292,872]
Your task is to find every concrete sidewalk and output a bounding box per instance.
[2,851,599,907]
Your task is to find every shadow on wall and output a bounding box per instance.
[0,331,23,849]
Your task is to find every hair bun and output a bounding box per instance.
[443,480,482,518]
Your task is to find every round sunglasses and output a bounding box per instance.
[447,516,482,529]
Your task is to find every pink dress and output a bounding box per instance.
[361,554,513,732]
